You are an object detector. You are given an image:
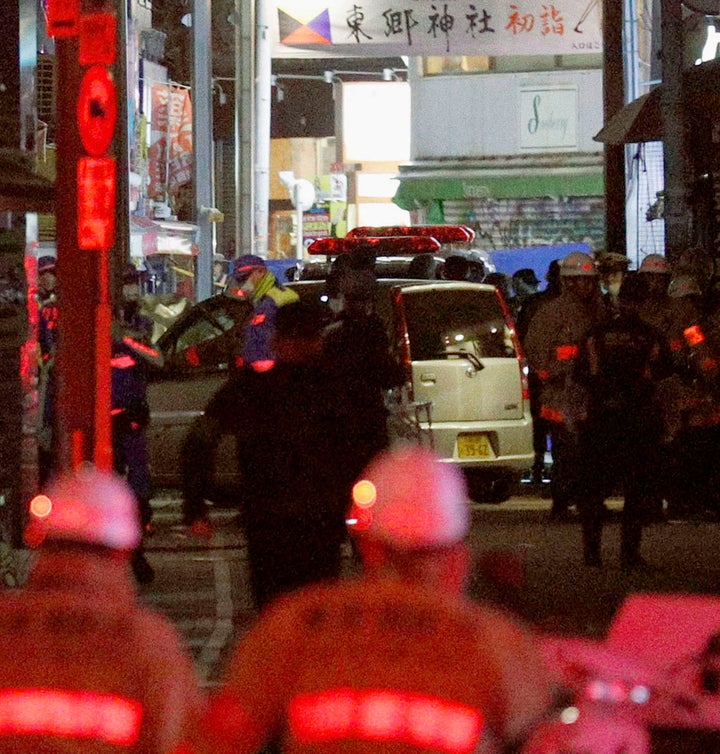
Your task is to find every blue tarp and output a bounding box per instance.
[264,258,300,283]
[486,243,591,290]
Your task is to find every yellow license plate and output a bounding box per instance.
[457,433,495,459]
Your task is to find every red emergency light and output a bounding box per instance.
[347,225,475,244]
[307,236,441,257]
[45,0,80,38]
[77,156,116,250]
[77,66,117,156]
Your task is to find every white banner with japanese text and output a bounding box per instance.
[271,1,602,58]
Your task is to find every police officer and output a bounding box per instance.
[323,267,404,470]
[226,254,299,369]
[524,251,606,521]
[577,275,669,568]
[35,256,59,487]
[183,302,353,611]
[111,330,158,583]
[195,445,552,754]
[2,465,204,751]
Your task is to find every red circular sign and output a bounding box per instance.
[77,65,117,156]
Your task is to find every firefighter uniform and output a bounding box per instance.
[197,446,551,754]
[0,467,205,752]
[523,251,606,520]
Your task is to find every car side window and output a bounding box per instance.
[175,316,224,353]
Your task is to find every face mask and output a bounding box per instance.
[328,296,344,315]
[240,278,255,296]
[607,281,622,297]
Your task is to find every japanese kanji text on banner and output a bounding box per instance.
[272,1,602,57]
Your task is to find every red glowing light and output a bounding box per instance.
[251,360,275,373]
[288,688,483,753]
[251,313,267,326]
[110,355,136,369]
[45,0,79,38]
[77,157,116,250]
[79,13,117,66]
[556,344,579,361]
[77,66,117,157]
[185,346,200,367]
[122,336,160,360]
[348,225,475,243]
[684,325,705,347]
[29,495,52,519]
[0,689,142,745]
[346,504,374,532]
[352,480,376,508]
[308,236,441,257]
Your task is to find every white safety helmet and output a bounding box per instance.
[560,251,597,277]
[27,465,140,550]
[638,253,669,275]
[667,274,702,299]
[347,445,470,550]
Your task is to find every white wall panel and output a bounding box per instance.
[412,69,603,160]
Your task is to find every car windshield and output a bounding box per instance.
[401,288,515,360]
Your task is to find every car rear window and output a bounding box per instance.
[401,287,516,360]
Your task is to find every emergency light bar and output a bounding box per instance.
[307,236,441,256]
[347,225,475,244]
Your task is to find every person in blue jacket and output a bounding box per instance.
[226,254,299,370]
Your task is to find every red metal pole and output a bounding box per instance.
[94,246,113,471]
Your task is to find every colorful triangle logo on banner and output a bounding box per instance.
[278,8,331,45]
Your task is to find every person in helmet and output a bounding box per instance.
[637,253,672,333]
[0,465,204,751]
[524,250,606,521]
[515,259,562,485]
[225,254,299,369]
[660,272,720,523]
[595,251,631,316]
[195,445,552,754]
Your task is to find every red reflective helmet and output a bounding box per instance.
[26,465,140,550]
[348,445,469,550]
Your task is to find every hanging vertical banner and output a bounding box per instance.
[271,0,602,57]
[148,85,194,201]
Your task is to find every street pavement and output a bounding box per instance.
[138,485,720,688]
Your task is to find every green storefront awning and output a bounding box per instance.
[393,170,604,211]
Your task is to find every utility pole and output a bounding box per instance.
[234,0,254,256]
[603,0,627,255]
[192,0,213,300]
[661,0,693,265]
[254,0,271,258]
[52,0,120,472]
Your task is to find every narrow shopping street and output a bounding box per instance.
[138,491,720,687]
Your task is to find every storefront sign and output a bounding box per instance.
[303,210,331,240]
[520,86,578,151]
[45,0,80,38]
[272,0,602,57]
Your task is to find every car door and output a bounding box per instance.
[147,296,249,491]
